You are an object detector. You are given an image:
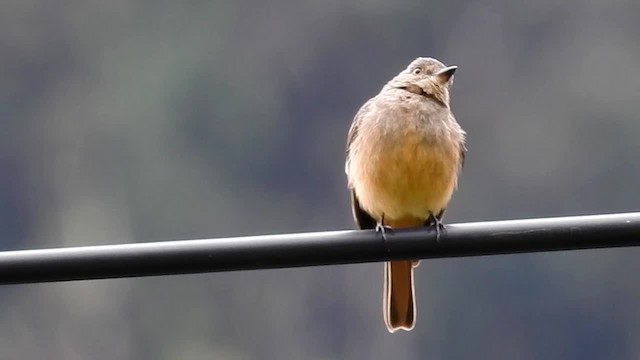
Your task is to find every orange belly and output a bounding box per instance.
[351,132,459,222]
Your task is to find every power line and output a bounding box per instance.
[1,212,639,284]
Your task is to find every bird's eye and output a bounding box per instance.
[412,68,422,75]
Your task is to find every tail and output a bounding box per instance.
[383,260,415,332]
[348,193,426,333]
[382,217,424,333]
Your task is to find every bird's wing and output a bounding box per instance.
[346,99,378,229]
[350,189,377,230]
[345,99,375,180]
[459,143,467,174]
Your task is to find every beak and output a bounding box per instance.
[435,65,457,84]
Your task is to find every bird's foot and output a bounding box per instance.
[376,222,393,239]
[426,212,446,242]
[376,214,393,252]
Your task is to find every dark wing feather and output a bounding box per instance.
[350,189,377,230]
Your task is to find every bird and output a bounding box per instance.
[345,57,466,332]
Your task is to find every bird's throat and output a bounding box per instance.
[399,85,447,107]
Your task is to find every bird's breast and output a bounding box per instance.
[349,127,461,222]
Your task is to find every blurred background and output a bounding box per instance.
[1,1,640,359]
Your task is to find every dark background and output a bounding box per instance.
[1,1,640,359]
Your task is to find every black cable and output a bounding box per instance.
[1,212,639,284]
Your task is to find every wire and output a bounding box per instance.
[1,212,639,284]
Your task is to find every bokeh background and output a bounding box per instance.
[1,1,640,359]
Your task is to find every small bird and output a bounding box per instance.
[345,57,466,332]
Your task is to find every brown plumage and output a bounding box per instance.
[345,57,466,333]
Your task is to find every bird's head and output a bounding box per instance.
[386,57,457,107]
